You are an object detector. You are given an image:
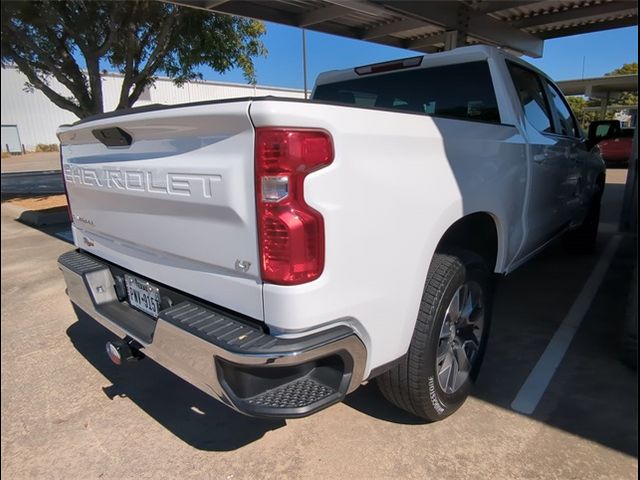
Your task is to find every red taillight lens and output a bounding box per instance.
[255,128,334,285]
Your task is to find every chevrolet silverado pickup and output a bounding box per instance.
[57,45,605,421]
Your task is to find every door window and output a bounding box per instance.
[545,81,581,138]
[507,62,554,134]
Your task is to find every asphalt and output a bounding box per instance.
[1,171,64,196]
[1,169,637,479]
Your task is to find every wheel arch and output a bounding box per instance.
[435,211,504,272]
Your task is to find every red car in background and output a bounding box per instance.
[588,120,635,167]
[598,128,634,167]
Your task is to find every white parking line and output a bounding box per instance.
[511,234,622,415]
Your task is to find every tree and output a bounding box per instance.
[567,96,597,128]
[607,62,638,76]
[606,62,638,107]
[1,1,266,118]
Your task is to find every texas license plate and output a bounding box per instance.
[125,274,161,318]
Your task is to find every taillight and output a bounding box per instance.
[255,128,334,285]
[60,147,73,222]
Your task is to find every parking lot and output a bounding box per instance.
[1,169,636,479]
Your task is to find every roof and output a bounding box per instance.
[169,0,638,58]
[315,44,510,84]
[556,73,638,96]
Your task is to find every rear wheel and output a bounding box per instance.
[376,251,493,421]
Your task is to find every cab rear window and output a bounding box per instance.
[312,61,501,123]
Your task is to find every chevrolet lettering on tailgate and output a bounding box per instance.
[63,164,221,199]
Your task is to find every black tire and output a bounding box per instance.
[376,251,493,422]
[564,190,603,253]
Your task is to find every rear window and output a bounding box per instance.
[312,61,501,123]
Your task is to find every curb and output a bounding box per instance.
[2,202,69,226]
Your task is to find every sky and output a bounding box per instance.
[195,23,638,90]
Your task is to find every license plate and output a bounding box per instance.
[125,274,161,318]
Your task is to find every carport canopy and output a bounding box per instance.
[169,0,638,58]
[557,74,638,98]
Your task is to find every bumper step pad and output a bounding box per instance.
[246,378,337,409]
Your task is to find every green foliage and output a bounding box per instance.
[566,96,597,128]
[605,63,638,107]
[1,1,267,118]
[606,62,638,76]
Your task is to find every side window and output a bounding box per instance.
[546,81,581,138]
[507,62,554,134]
[596,124,613,137]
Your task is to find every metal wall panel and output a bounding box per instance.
[1,67,304,151]
[1,125,22,153]
[1,67,79,150]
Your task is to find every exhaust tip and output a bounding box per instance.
[105,338,145,365]
[106,340,126,365]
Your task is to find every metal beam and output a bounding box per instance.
[210,1,299,24]
[583,105,638,111]
[173,0,370,42]
[361,18,430,39]
[298,5,353,27]
[384,1,543,57]
[171,1,299,24]
[403,32,447,50]
[534,15,638,39]
[203,0,230,8]
[472,1,546,15]
[469,10,543,56]
[324,0,394,18]
[512,1,638,29]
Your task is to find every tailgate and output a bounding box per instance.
[58,100,263,320]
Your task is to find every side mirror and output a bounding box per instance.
[584,138,597,152]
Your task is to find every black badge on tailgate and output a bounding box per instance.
[92,127,132,147]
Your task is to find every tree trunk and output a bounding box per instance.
[85,55,104,115]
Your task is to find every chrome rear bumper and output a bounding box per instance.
[58,250,366,418]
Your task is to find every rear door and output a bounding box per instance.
[507,62,572,257]
[543,80,588,223]
[58,100,264,320]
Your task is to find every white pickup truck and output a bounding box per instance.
[57,45,605,421]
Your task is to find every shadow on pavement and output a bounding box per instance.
[66,307,285,451]
[13,216,72,243]
[344,183,637,458]
[343,382,428,425]
[477,232,636,457]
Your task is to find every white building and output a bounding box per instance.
[1,66,305,152]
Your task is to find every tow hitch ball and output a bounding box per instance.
[105,338,145,365]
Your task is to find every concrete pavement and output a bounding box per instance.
[1,172,636,479]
